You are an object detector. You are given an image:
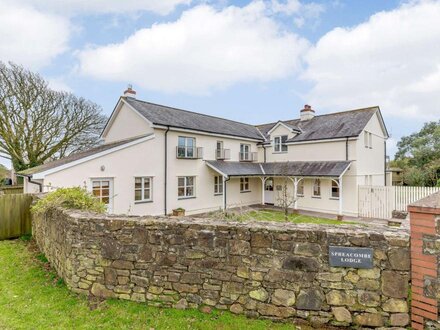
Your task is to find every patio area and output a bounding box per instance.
[194,204,409,230]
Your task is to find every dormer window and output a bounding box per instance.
[274,135,288,153]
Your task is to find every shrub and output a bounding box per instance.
[31,187,106,215]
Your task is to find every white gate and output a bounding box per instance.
[358,185,440,219]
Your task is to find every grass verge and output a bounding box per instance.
[0,239,296,330]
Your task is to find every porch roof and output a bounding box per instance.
[205,160,351,178]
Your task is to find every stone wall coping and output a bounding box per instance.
[408,191,440,214]
[64,209,409,240]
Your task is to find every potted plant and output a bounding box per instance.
[172,207,185,216]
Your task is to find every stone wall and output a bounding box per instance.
[33,209,411,328]
[408,192,440,330]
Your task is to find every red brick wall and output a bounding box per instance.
[409,205,439,330]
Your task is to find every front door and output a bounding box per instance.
[91,178,114,213]
[264,177,274,204]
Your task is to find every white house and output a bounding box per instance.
[20,87,389,218]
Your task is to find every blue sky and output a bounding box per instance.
[1,0,439,168]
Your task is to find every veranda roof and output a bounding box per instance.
[205,160,351,178]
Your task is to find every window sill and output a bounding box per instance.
[214,193,223,196]
[134,200,153,204]
[272,152,288,154]
[178,196,196,200]
[240,190,251,193]
[296,194,304,198]
[311,196,321,199]
[329,197,340,200]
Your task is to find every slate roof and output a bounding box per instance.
[18,134,152,176]
[125,98,264,140]
[256,107,381,143]
[206,160,351,177]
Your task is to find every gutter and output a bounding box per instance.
[384,140,387,186]
[164,126,170,215]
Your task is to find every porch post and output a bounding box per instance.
[222,176,226,211]
[338,177,343,220]
[260,177,266,205]
[293,177,298,210]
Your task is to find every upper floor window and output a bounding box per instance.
[239,144,256,162]
[214,176,223,195]
[364,131,373,149]
[274,135,288,152]
[135,177,152,202]
[331,180,339,199]
[215,141,230,160]
[313,179,321,197]
[178,136,195,158]
[240,177,250,192]
[178,176,195,198]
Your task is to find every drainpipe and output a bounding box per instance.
[20,175,42,193]
[164,126,170,215]
[345,137,349,161]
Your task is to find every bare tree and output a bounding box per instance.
[274,162,296,220]
[0,62,107,171]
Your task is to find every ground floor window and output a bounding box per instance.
[214,176,223,195]
[297,180,304,196]
[331,180,339,199]
[178,176,195,198]
[240,177,250,192]
[135,177,152,202]
[92,179,111,205]
[312,179,321,197]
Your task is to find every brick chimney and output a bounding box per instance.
[300,104,315,121]
[123,84,136,99]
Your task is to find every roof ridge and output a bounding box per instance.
[129,98,259,129]
[255,106,379,127]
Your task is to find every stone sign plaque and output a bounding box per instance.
[329,246,373,269]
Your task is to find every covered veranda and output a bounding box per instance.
[205,160,351,219]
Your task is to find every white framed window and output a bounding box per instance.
[274,135,288,152]
[214,176,223,195]
[135,177,152,202]
[331,180,339,199]
[177,136,196,158]
[178,176,195,198]
[364,131,373,148]
[240,177,250,192]
[312,179,321,197]
[240,144,251,161]
[297,180,304,196]
[92,179,111,204]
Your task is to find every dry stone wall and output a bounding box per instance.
[33,209,410,328]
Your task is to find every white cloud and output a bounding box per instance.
[19,0,191,16]
[0,1,70,69]
[47,77,73,93]
[77,2,310,94]
[303,0,440,120]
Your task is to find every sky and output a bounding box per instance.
[1,0,440,168]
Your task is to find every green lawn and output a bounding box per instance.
[222,209,358,225]
[0,239,296,330]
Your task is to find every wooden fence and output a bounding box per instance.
[0,194,33,240]
[359,185,440,219]
[0,185,24,195]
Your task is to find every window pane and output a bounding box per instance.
[187,176,194,185]
[177,146,185,157]
[187,147,194,158]
[92,181,100,188]
[102,197,110,204]
[135,178,142,189]
[178,187,185,197]
[102,188,109,197]
[92,189,101,197]
[101,181,110,188]
[178,177,185,187]
[186,187,193,196]
[187,138,194,147]
[144,178,150,188]
[144,189,150,200]
[135,190,142,201]
[178,137,185,147]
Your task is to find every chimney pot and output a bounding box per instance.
[300,104,315,121]
[123,84,136,98]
